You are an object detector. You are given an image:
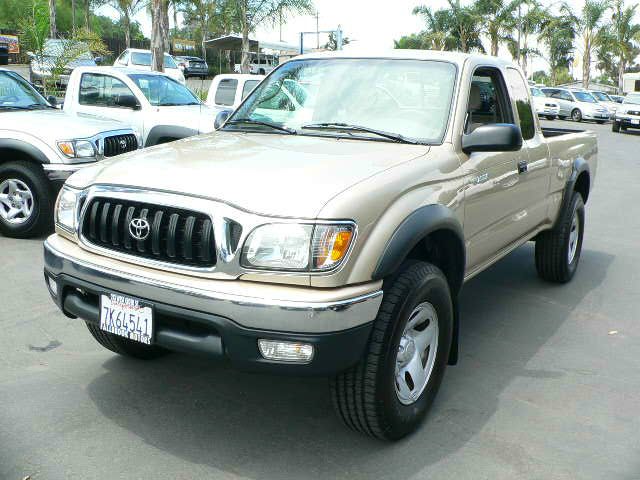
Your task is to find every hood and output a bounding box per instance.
[4,110,131,143]
[151,104,215,134]
[67,132,429,218]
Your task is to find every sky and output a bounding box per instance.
[99,0,608,76]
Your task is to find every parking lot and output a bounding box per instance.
[1,119,639,479]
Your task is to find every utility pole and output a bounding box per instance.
[316,10,320,49]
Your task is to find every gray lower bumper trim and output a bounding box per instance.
[44,239,383,334]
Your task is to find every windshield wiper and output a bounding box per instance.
[302,122,422,144]
[157,102,200,106]
[0,104,53,110]
[225,118,297,134]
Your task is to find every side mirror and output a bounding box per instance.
[462,124,522,154]
[214,109,232,129]
[115,94,141,110]
[94,56,103,65]
[47,95,57,106]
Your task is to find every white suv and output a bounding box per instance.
[612,92,640,133]
[541,87,611,123]
[114,48,185,85]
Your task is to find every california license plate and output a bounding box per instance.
[632,119,640,125]
[100,293,154,344]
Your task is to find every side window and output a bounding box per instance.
[241,80,260,100]
[465,67,510,134]
[506,68,535,140]
[550,91,563,99]
[214,78,238,106]
[561,91,573,101]
[79,73,136,108]
[115,51,129,65]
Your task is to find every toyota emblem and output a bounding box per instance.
[129,218,150,241]
[119,138,127,150]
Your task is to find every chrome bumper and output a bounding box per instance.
[43,235,383,334]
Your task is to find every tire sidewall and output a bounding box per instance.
[572,109,582,122]
[565,194,585,277]
[378,266,453,437]
[0,163,51,237]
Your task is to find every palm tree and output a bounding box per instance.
[223,0,314,74]
[48,0,57,37]
[474,0,521,56]
[538,9,576,86]
[182,0,218,61]
[412,6,456,51]
[611,0,640,91]
[444,0,484,53]
[111,0,146,48]
[568,0,611,88]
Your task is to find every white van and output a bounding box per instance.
[114,48,186,85]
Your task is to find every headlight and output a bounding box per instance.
[55,186,81,232]
[57,139,96,158]
[241,223,355,272]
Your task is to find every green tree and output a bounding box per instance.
[411,6,456,50]
[538,6,576,86]
[222,0,315,73]
[323,31,350,51]
[474,0,521,56]
[110,0,146,47]
[182,0,219,61]
[610,0,640,91]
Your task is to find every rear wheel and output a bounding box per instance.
[612,121,620,132]
[596,120,605,124]
[0,161,54,238]
[535,192,585,283]
[571,109,582,122]
[545,115,556,120]
[330,261,453,440]
[558,115,567,120]
[85,322,168,360]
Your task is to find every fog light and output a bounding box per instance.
[258,339,314,363]
[47,275,58,297]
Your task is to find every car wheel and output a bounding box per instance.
[330,261,453,440]
[596,120,605,124]
[571,109,582,122]
[535,192,585,283]
[612,121,620,132]
[0,161,54,238]
[621,125,628,131]
[85,322,169,360]
[546,115,556,120]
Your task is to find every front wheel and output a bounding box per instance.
[558,115,567,120]
[85,322,169,360]
[331,261,453,440]
[546,115,556,120]
[0,161,54,238]
[535,192,585,283]
[612,121,620,132]
[596,120,606,124]
[571,109,582,122]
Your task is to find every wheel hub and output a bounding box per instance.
[0,179,34,225]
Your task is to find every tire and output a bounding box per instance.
[85,322,168,360]
[558,115,567,120]
[330,261,453,440]
[258,68,265,75]
[612,121,620,132]
[621,125,627,131]
[535,192,585,283]
[546,115,556,120]
[0,161,54,238]
[571,109,582,122]
[596,120,605,124]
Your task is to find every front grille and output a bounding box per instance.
[628,110,640,116]
[81,198,216,268]
[545,103,556,107]
[103,134,138,157]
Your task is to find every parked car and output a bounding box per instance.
[233,55,277,75]
[174,56,208,79]
[530,86,559,120]
[205,74,264,114]
[28,38,101,89]
[0,68,138,238]
[610,94,625,103]
[612,92,640,133]
[114,48,185,85]
[63,67,215,146]
[43,50,597,440]
[541,87,611,123]
[589,90,619,114]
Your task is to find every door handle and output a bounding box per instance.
[517,160,528,174]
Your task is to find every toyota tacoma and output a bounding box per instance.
[43,51,597,440]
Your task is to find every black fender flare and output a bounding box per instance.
[144,125,199,147]
[554,156,590,230]
[0,138,50,164]
[372,204,465,366]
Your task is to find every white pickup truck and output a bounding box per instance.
[205,74,264,114]
[63,67,215,146]
[0,68,138,238]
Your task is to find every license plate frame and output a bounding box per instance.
[99,293,154,345]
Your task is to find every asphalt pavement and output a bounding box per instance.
[1,120,639,479]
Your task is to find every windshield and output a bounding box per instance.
[573,91,597,103]
[530,87,545,97]
[128,73,199,106]
[0,71,50,109]
[591,91,611,102]
[624,94,640,105]
[228,58,457,143]
[131,52,177,69]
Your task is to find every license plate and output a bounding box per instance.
[100,293,153,344]
[632,119,640,125]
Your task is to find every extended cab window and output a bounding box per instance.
[465,68,510,134]
[215,79,238,106]
[506,68,535,140]
[241,80,260,100]
[79,73,135,108]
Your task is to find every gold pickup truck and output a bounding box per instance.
[43,50,597,440]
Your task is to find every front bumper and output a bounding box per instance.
[583,111,611,121]
[43,236,383,375]
[615,116,640,128]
